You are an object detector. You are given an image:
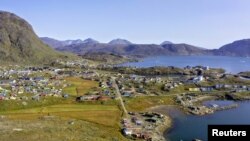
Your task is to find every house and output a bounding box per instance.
[204,66,210,70]
[76,95,100,101]
[241,85,247,89]
[9,96,16,100]
[247,88,250,91]
[189,88,200,92]
[235,89,247,93]
[122,91,132,97]
[123,128,133,135]
[164,83,174,91]
[103,90,110,95]
[62,94,69,98]
[0,95,5,100]
[224,84,232,88]
[135,120,143,126]
[215,84,224,89]
[200,87,214,92]
[137,88,146,94]
[193,75,204,82]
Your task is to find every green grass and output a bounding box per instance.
[63,77,99,96]
[0,97,70,112]
[0,118,129,141]
[0,104,121,127]
[219,76,250,85]
[124,96,175,111]
[0,99,129,141]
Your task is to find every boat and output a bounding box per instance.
[210,104,219,108]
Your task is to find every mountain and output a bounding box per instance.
[41,37,250,58]
[0,11,68,64]
[214,39,250,57]
[54,41,208,57]
[161,43,210,55]
[40,37,84,48]
[82,38,99,44]
[108,39,132,45]
[64,39,84,46]
[40,37,66,49]
[41,36,209,57]
[161,41,173,45]
[40,37,99,49]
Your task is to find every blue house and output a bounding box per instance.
[122,92,131,97]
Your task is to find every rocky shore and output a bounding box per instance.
[148,105,177,141]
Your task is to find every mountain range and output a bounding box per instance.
[40,37,211,57]
[41,37,250,57]
[1,10,250,65]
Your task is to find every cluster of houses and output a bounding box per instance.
[188,83,250,93]
[0,68,67,101]
[121,112,165,141]
[215,84,250,92]
[75,78,116,102]
[163,81,183,91]
[55,59,90,68]
[115,74,169,97]
[176,94,214,115]
[184,65,210,71]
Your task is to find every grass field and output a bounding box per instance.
[0,104,121,127]
[0,118,129,141]
[63,77,99,96]
[124,96,175,111]
[0,100,129,141]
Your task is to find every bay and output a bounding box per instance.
[163,101,250,141]
[122,56,250,74]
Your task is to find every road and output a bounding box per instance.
[112,77,128,117]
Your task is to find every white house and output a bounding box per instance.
[123,128,133,135]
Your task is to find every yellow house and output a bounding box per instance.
[189,88,200,92]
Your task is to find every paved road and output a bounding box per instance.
[112,77,128,117]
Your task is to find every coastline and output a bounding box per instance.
[147,105,178,141]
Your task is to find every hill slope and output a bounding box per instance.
[214,39,250,57]
[0,11,67,64]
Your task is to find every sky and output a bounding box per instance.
[1,0,250,49]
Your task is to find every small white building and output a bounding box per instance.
[193,75,204,82]
[123,128,133,135]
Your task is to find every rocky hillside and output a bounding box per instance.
[0,11,68,64]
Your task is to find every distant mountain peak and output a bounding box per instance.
[108,38,132,45]
[161,41,173,45]
[83,38,99,44]
[64,39,83,45]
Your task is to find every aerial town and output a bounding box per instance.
[1,59,250,141]
[1,1,250,141]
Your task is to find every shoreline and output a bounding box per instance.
[148,99,249,141]
[147,105,177,141]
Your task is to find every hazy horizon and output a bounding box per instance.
[1,0,250,49]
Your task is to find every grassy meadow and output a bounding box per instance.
[63,77,99,96]
[124,96,175,111]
